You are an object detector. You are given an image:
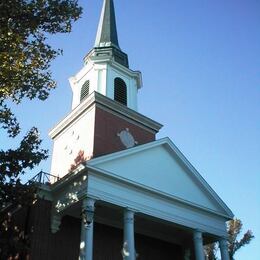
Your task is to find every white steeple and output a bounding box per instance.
[69,0,142,111]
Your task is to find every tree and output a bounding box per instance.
[227,219,254,260]
[204,218,254,260]
[204,242,218,260]
[0,0,82,258]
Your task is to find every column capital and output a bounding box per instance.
[193,229,203,233]
[124,207,137,213]
[82,197,96,209]
[124,208,135,223]
[193,229,203,241]
[82,197,96,227]
[219,237,228,242]
[219,237,229,250]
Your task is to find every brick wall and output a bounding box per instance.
[93,107,155,157]
[29,200,80,260]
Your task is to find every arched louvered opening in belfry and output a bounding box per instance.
[80,80,90,102]
[114,77,127,105]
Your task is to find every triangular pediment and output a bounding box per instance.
[88,138,233,218]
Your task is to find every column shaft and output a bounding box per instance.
[123,209,135,260]
[80,217,86,259]
[219,238,230,260]
[193,230,205,260]
[79,198,95,260]
[85,222,94,260]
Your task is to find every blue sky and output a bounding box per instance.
[2,0,259,259]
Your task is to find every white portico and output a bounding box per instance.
[86,138,233,259]
[46,135,233,260]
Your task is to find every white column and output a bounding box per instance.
[219,238,230,260]
[79,198,95,260]
[193,230,205,260]
[123,209,136,260]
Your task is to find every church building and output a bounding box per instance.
[25,0,234,259]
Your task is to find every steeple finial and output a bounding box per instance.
[95,0,120,49]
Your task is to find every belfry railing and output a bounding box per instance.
[28,171,60,185]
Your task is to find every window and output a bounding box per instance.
[80,80,90,102]
[114,78,127,105]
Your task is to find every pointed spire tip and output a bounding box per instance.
[95,0,120,49]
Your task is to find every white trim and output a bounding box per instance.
[49,92,162,139]
[87,171,229,237]
[86,164,231,219]
[88,137,234,218]
[89,54,142,89]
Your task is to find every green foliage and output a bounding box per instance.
[0,128,47,208]
[0,0,82,258]
[204,218,254,260]
[0,0,82,137]
[227,219,254,260]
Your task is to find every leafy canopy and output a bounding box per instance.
[0,0,82,137]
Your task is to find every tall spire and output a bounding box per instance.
[86,0,129,68]
[95,0,120,49]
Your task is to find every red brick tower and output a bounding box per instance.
[49,0,162,179]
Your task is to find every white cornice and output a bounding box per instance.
[108,60,142,89]
[86,164,232,220]
[94,92,162,131]
[49,92,163,139]
[87,164,230,220]
[48,93,96,139]
[89,54,142,89]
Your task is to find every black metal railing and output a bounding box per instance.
[28,171,60,185]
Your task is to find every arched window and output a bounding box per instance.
[114,78,127,105]
[80,80,90,102]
